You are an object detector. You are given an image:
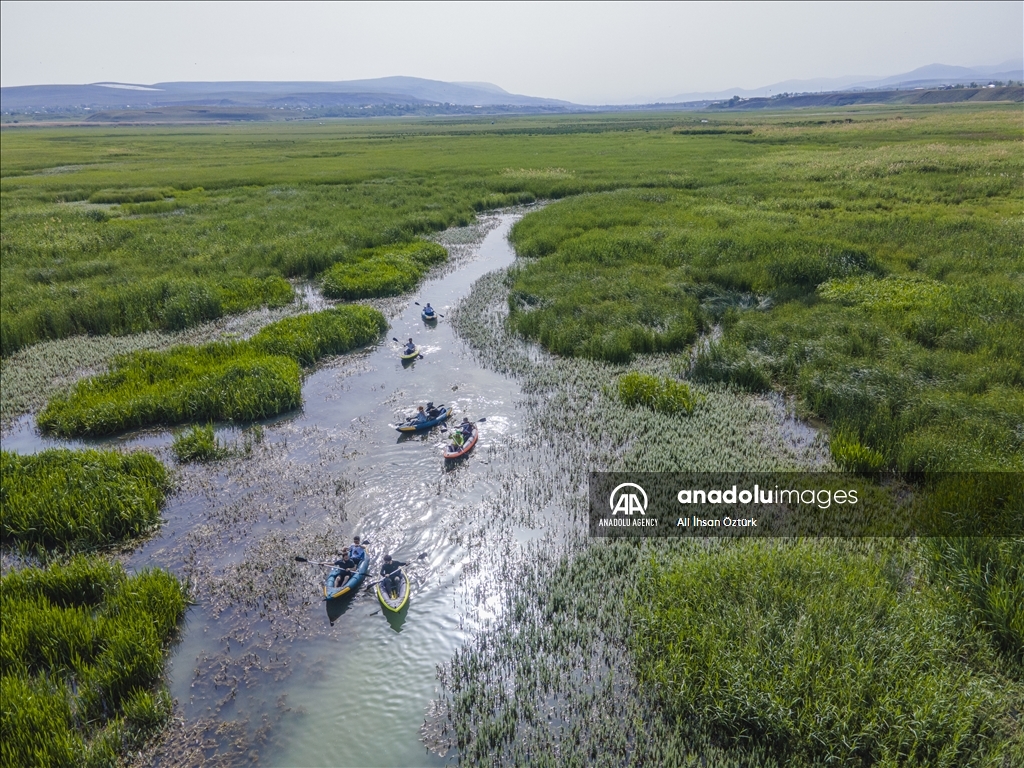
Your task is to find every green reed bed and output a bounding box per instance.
[632,540,1021,766]
[0,556,187,768]
[1,449,168,555]
[37,343,301,437]
[507,154,1023,472]
[696,282,1024,471]
[249,304,387,364]
[320,240,448,299]
[0,157,515,356]
[440,537,1022,767]
[1,268,294,358]
[36,305,386,436]
[617,371,699,415]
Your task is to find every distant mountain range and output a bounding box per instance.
[2,61,1020,116]
[660,59,1023,103]
[0,77,572,112]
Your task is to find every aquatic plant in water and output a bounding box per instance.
[617,371,699,415]
[37,342,302,437]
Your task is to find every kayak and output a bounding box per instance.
[422,310,437,322]
[376,570,411,612]
[396,406,450,432]
[323,556,369,600]
[443,426,478,460]
[401,346,419,361]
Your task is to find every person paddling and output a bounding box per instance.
[459,417,474,440]
[404,338,416,355]
[423,303,435,317]
[380,554,407,597]
[412,406,428,424]
[331,553,358,588]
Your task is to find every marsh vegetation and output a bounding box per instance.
[1,449,168,555]
[36,305,387,436]
[2,105,1021,765]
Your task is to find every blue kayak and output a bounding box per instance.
[396,406,450,433]
[323,556,369,600]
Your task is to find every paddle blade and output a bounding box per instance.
[478,417,487,423]
[414,302,421,306]
[294,556,309,563]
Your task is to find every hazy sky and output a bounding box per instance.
[2,1,1021,103]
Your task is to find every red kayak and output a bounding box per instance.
[443,426,478,460]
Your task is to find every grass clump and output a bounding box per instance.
[617,371,698,414]
[632,541,1020,766]
[37,343,301,437]
[249,304,388,365]
[320,240,447,299]
[830,429,887,473]
[1,449,168,554]
[36,306,386,437]
[0,557,187,767]
[171,424,229,463]
[170,423,265,463]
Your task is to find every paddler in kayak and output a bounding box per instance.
[458,417,474,441]
[448,428,465,452]
[404,338,416,356]
[331,553,359,588]
[379,554,407,596]
[423,303,435,317]
[412,406,428,425]
[348,535,366,562]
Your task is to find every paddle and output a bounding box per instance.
[295,541,372,570]
[402,404,446,425]
[414,302,444,318]
[366,553,429,588]
[440,416,486,433]
[392,338,424,359]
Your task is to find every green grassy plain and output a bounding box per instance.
[3,105,1022,764]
